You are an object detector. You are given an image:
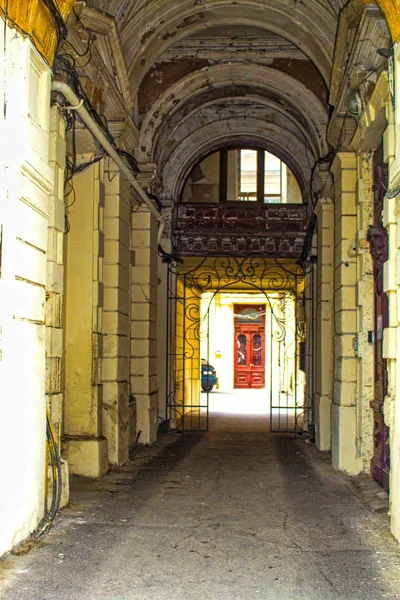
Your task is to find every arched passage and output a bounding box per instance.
[164,256,308,433]
[159,119,313,203]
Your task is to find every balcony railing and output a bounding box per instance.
[173,203,307,258]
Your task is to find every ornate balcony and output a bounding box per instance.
[173,203,307,258]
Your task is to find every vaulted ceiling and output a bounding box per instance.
[79,0,388,203]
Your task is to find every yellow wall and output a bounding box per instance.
[0,0,75,64]
[376,0,400,41]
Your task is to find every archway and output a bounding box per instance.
[164,256,311,434]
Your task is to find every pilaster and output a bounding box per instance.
[303,257,315,435]
[102,161,132,465]
[330,152,362,473]
[64,160,108,477]
[130,208,159,444]
[314,198,334,451]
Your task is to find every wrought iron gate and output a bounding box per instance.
[164,256,311,433]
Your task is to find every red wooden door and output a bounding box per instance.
[234,305,265,388]
[368,143,389,490]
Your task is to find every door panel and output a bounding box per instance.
[234,305,265,388]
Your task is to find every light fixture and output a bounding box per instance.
[346,91,362,116]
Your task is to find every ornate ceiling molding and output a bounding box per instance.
[118,0,339,93]
[152,97,318,170]
[138,63,328,166]
[64,5,138,147]
[328,1,390,150]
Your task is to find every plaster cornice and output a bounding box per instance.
[70,5,134,112]
[351,71,389,151]
[331,152,357,181]
[314,197,334,219]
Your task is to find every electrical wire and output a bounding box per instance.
[301,110,352,265]
[53,52,139,177]
[52,38,146,233]
[3,0,67,59]
[42,0,67,50]
[31,410,63,542]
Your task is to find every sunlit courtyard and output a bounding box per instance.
[193,388,303,433]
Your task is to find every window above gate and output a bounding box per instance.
[181,147,302,205]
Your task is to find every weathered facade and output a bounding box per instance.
[2,0,400,556]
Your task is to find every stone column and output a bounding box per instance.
[156,221,173,422]
[314,198,334,451]
[102,162,132,465]
[130,208,159,444]
[64,160,108,477]
[330,153,362,473]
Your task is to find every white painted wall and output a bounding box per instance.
[0,27,53,554]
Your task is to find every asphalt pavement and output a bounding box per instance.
[1,424,400,599]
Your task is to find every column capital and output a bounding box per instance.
[331,152,357,180]
[314,197,334,218]
[136,163,157,191]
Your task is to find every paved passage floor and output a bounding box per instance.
[1,429,400,600]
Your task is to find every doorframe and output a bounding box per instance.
[233,304,266,389]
